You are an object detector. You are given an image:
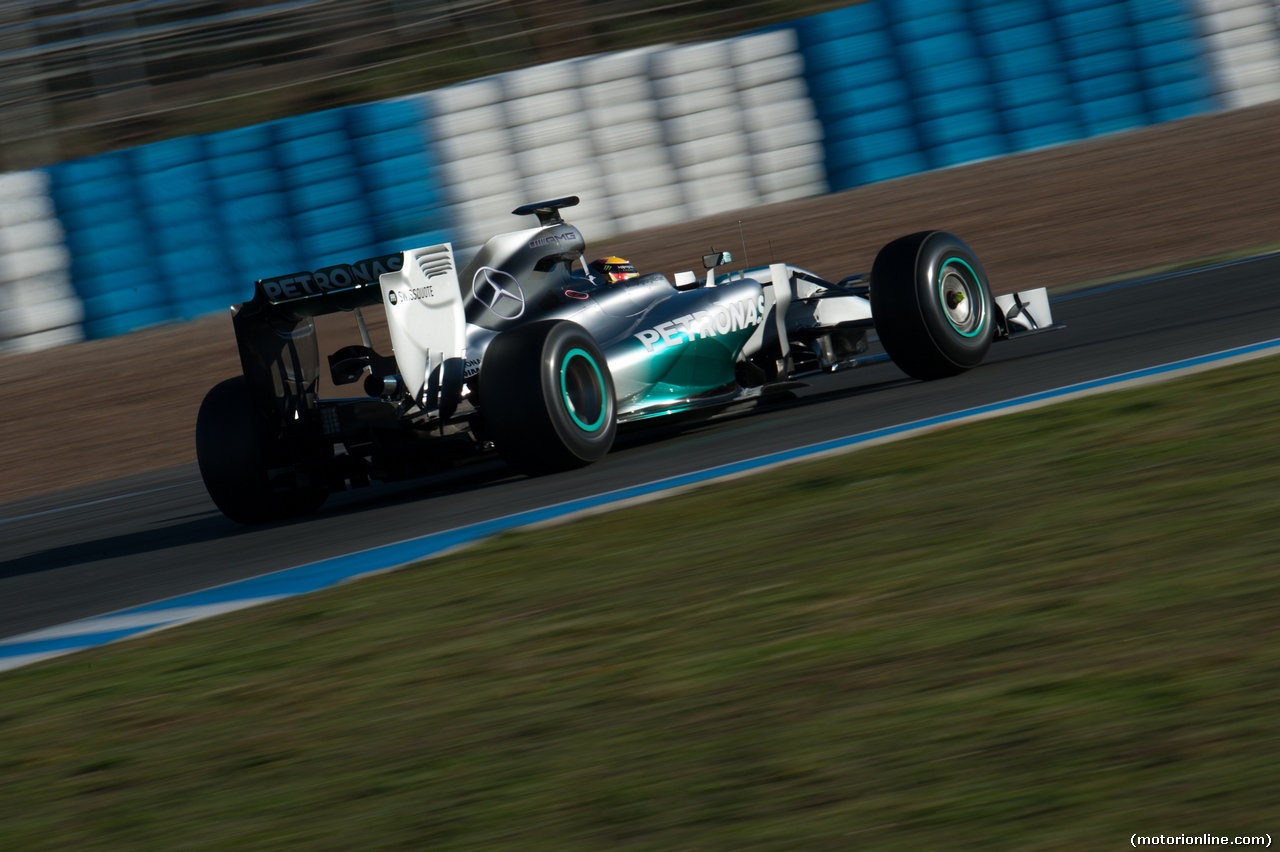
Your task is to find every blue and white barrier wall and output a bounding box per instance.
[0,0,1274,353]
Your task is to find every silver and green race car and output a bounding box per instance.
[196,196,1061,523]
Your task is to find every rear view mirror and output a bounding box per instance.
[702,250,732,270]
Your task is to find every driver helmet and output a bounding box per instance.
[588,256,638,284]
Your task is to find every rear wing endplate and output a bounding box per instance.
[379,244,466,419]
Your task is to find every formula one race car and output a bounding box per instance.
[196,196,1061,523]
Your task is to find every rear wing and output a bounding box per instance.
[251,253,405,319]
[233,244,465,424]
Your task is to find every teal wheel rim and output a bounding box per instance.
[938,257,986,338]
[560,348,607,432]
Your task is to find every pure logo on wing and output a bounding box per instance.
[633,294,767,352]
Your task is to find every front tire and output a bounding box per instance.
[870,231,995,380]
[479,321,617,475]
[196,377,327,524]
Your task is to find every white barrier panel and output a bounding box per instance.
[422,30,820,251]
[0,170,83,353]
[1192,0,1280,108]
[582,47,683,235]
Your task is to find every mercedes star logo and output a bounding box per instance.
[473,266,525,320]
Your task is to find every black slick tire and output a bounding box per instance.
[870,230,995,381]
[196,376,327,524]
[479,320,617,475]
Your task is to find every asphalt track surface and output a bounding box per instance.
[3,256,1279,642]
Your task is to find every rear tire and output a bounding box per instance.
[870,231,994,380]
[479,321,617,475]
[196,377,327,524]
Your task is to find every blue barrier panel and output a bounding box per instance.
[364,94,453,252]
[135,162,209,207]
[907,58,991,94]
[1150,97,1209,122]
[288,175,365,213]
[63,218,149,257]
[1077,91,1147,131]
[886,0,1008,170]
[895,11,970,42]
[146,211,214,255]
[1138,37,1198,67]
[218,192,291,225]
[804,32,896,76]
[212,169,286,200]
[283,157,361,188]
[844,127,926,165]
[273,107,368,276]
[80,299,171,339]
[1141,57,1200,86]
[809,56,903,96]
[223,217,302,297]
[48,153,128,185]
[1060,24,1132,57]
[129,135,203,173]
[992,71,1076,112]
[827,104,915,138]
[380,229,452,256]
[276,131,352,168]
[206,124,273,156]
[1055,3,1128,38]
[207,149,276,180]
[1146,77,1212,110]
[917,110,1002,145]
[70,248,146,284]
[914,86,995,120]
[348,99,423,135]
[300,225,378,269]
[930,135,1006,166]
[295,201,372,236]
[361,157,432,195]
[988,44,1067,80]
[45,176,128,210]
[367,185,445,224]
[824,78,915,119]
[206,122,300,288]
[971,1,1050,32]
[1009,122,1082,149]
[351,129,426,165]
[1128,0,1179,19]
[1068,50,1139,78]
[1051,0,1121,10]
[59,175,175,334]
[51,198,134,233]
[899,31,979,72]
[980,21,1058,53]
[793,1,887,47]
[274,108,349,139]
[848,152,930,186]
[891,0,968,19]
[129,138,234,312]
[1000,99,1080,129]
[73,267,168,334]
[1074,70,1144,100]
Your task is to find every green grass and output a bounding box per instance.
[2,356,1280,849]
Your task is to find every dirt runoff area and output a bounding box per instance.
[4,101,1280,505]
